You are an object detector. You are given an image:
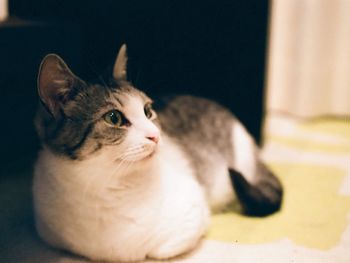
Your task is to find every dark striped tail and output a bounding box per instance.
[230,163,283,217]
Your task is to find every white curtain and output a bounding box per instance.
[0,0,8,21]
[266,0,350,118]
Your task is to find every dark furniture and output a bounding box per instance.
[0,18,82,168]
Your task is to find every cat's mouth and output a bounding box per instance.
[141,148,158,161]
[119,148,158,163]
[116,144,158,163]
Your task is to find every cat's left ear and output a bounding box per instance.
[113,44,128,81]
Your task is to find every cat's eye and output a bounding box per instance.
[144,103,153,119]
[104,110,123,127]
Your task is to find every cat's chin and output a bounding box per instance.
[122,148,158,164]
[140,148,158,162]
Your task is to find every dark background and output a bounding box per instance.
[0,0,269,171]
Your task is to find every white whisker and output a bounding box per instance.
[99,157,128,195]
[114,144,152,162]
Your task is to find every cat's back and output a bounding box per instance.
[157,95,235,158]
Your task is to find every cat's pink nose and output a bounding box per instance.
[146,135,159,144]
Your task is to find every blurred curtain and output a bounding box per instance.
[266,0,350,118]
[0,0,8,21]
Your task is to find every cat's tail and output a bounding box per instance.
[229,163,283,217]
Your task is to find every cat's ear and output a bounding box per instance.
[113,44,128,81]
[37,54,84,117]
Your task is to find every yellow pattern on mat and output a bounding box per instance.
[208,164,350,250]
[300,118,350,140]
[265,135,350,154]
[208,118,350,251]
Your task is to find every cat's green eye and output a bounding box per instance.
[144,103,153,119]
[104,110,122,127]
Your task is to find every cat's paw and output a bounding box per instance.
[147,237,200,260]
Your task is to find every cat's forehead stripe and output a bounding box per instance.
[109,92,125,107]
[109,86,150,108]
[114,94,124,107]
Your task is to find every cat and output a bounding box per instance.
[33,44,282,262]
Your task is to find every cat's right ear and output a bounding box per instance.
[37,54,84,117]
[113,44,128,81]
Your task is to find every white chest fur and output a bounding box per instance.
[33,137,209,262]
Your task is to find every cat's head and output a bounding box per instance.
[35,44,161,162]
